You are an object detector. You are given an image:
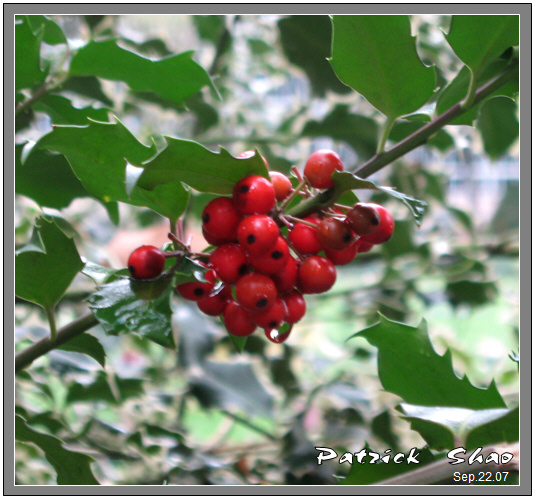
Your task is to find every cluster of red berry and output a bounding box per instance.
[127,150,394,344]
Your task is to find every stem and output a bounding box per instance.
[15,83,50,117]
[377,115,396,154]
[220,410,277,442]
[45,306,58,343]
[15,311,99,373]
[287,60,518,218]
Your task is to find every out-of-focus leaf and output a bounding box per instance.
[477,97,518,160]
[15,415,99,485]
[15,216,84,310]
[61,76,114,106]
[58,333,106,368]
[70,39,216,106]
[278,15,350,96]
[446,279,498,307]
[15,16,46,91]
[66,371,144,404]
[330,15,436,118]
[349,314,507,409]
[33,94,110,125]
[25,15,67,45]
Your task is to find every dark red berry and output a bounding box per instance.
[303,149,344,189]
[324,239,360,265]
[316,217,355,251]
[236,273,277,313]
[288,215,323,255]
[202,197,242,244]
[298,255,337,294]
[248,236,290,275]
[359,204,395,245]
[209,243,249,284]
[271,255,299,294]
[197,285,233,316]
[251,296,287,330]
[264,324,293,344]
[224,300,257,336]
[237,214,280,256]
[127,245,166,280]
[176,269,216,301]
[346,203,381,236]
[355,239,374,253]
[269,171,292,201]
[283,290,306,324]
[233,175,276,215]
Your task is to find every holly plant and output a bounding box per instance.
[14,14,520,487]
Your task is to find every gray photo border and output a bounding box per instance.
[6,3,531,496]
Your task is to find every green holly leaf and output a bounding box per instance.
[70,39,216,107]
[349,314,507,410]
[445,15,519,80]
[15,216,84,310]
[332,171,429,226]
[25,15,67,45]
[33,94,110,125]
[136,137,269,195]
[58,333,106,368]
[15,415,99,485]
[15,16,47,91]
[87,275,176,349]
[330,15,436,119]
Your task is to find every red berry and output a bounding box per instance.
[237,214,280,256]
[271,255,298,294]
[288,215,323,255]
[269,171,293,201]
[202,227,231,247]
[176,269,216,301]
[251,296,287,330]
[223,300,257,336]
[248,236,290,275]
[303,149,344,189]
[345,203,381,236]
[359,204,395,244]
[283,290,306,324]
[197,285,233,316]
[355,239,374,253]
[209,243,249,284]
[233,175,276,215]
[202,197,242,244]
[324,239,359,265]
[316,217,355,251]
[264,324,293,344]
[127,245,166,280]
[236,273,277,313]
[298,255,337,294]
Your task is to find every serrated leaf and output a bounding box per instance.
[70,39,216,106]
[61,76,114,106]
[445,15,519,79]
[25,15,67,45]
[398,403,515,449]
[330,15,436,119]
[136,138,269,195]
[58,333,106,368]
[477,97,518,160]
[87,276,176,349]
[301,105,378,160]
[278,15,350,96]
[15,415,99,485]
[33,94,110,125]
[15,216,84,309]
[82,260,122,286]
[349,314,507,410]
[35,120,189,222]
[189,361,273,416]
[332,171,429,226]
[15,16,46,91]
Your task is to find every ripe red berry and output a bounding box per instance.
[297,255,337,294]
[248,236,290,275]
[345,203,380,236]
[176,269,216,301]
[202,197,242,244]
[264,324,293,344]
[237,214,280,256]
[355,238,374,253]
[288,215,323,255]
[324,239,360,265]
[197,285,233,316]
[236,273,277,313]
[316,217,355,251]
[209,243,249,284]
[233,175,276,215]
[127,245,166,280]
[359,204,395,245]
[271,255,298,294]
[269,171,293,201]
[283,290,306,324]
[251,296,288,330]
[303,149,344,189]
[223,300,257,336]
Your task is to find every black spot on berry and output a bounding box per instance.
[203,213,210,224]
[194,288,205,297]
[256,298,268,308]
[272,250,283,260]
[239,184,250,194]
[268,321,277,328]
[238,264,249,275]
[128,265,136,275]
[371,216,379,225]
[343,232,352,243]
[247,234,256,244]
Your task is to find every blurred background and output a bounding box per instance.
[15,14,519,485]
